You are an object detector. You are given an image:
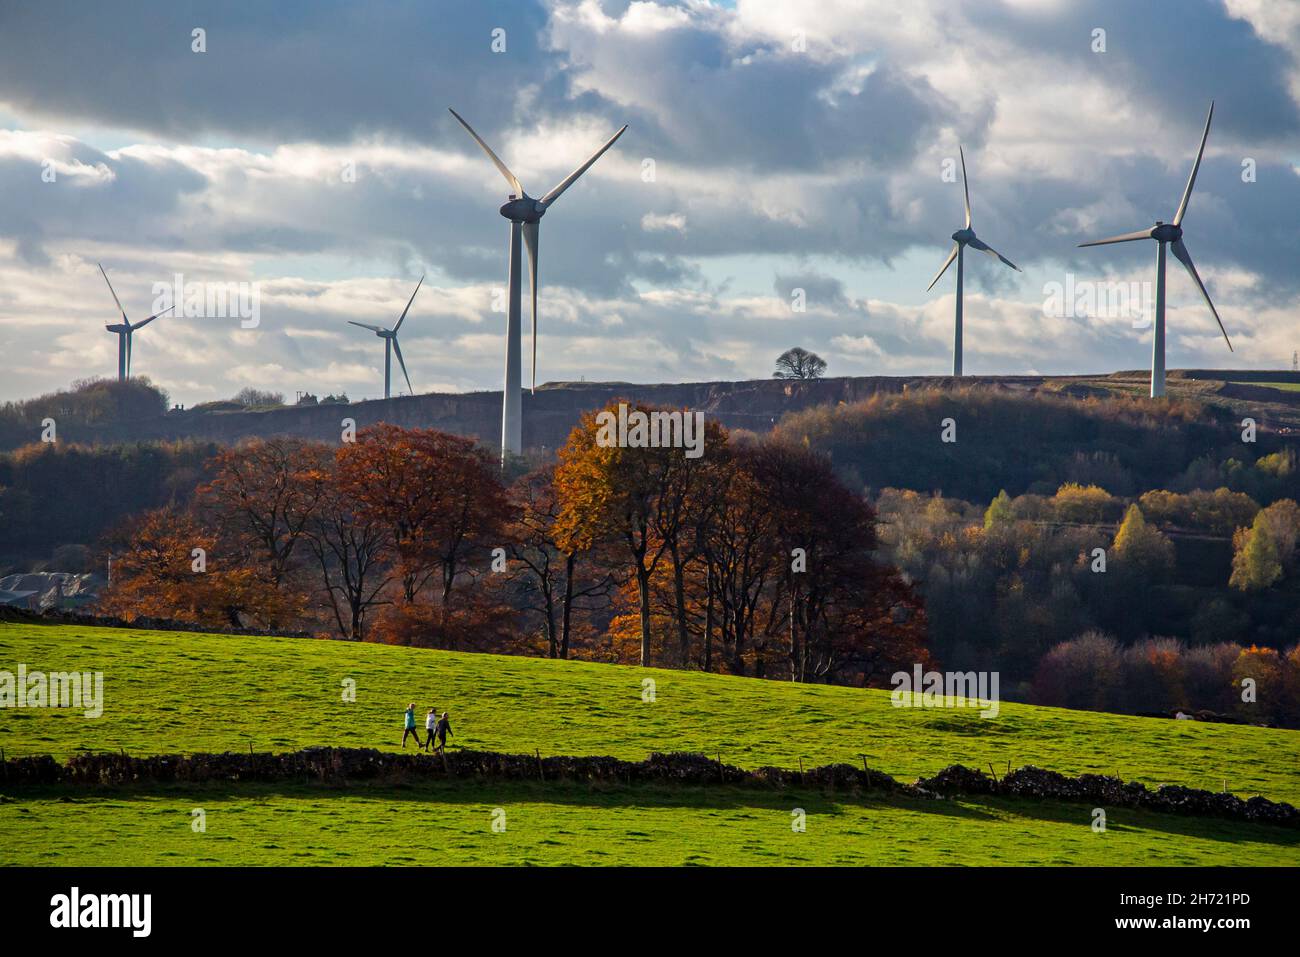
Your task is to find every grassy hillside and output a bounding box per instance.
[6,781,1296,866]
[2,623,1298,866]
[2,623,1298,800]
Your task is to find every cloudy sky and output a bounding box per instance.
[1,0,1298,405]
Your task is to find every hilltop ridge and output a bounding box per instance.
[5,369,1300,454]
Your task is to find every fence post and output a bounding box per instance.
[536,748,544,782]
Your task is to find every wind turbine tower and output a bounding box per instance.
[926,148,1022,377]
[99,263,172,382]
[1078,102,1232,397]
[449,108,626,462]
[347,276,423,399]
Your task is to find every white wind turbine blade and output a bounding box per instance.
[393,275,423,333]
[391,336,413,394]
[539,124,628,208]
[131,305,174,331]
[126,330,133,377]
[927,244,960,292]
[1077,228,1153,248]
[99,263,128,324]
[959,146,972,228]
[1173,101,1214,227]
[448,108,523,196]
[347,320,386,333]
[1170,238,1232,351]
[967,237,1021,272]
[523,221,539,392]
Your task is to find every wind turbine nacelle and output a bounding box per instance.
[499,196,544,223]
[1151,222,1182,243]
[951,227,976,244]
[106,323,131,333]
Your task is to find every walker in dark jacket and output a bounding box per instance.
[432,712,453,751]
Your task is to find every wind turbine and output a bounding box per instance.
[348,275,423,399]
[449,107,627,462]
[926,147,1022,377]
[1078,102,1232,397]
[99,263,172,382]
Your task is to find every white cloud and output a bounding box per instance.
[641,212,687,233]
[0,0,1297,403]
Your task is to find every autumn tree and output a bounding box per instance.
[99,507,284,628]
[735,440,927,683]
[335,425,510,622]
[554,403,718,666]
[299,453,393,641]
[1030,631,1122,711]
[1137,487,1258,534]
[505,465,615,658]
[592,431,928,682]
[1052,483,1117,524]
[1232,645,1286,723]
[196,437,327,625]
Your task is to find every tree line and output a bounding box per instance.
[777,385,1300,506]
[877,480,1300,686]
[98,404,928,686]
[1031,633,1300,727]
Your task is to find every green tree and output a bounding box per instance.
[1230,512,1283,592]
[1112,503,1174,575]
[984,489,1014,529]
[1257,499,1300,568]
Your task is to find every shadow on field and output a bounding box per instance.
[1,778,997,822]
[971,795,1300,849]
[6,780,1297,848]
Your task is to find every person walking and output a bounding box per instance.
[401,702,422,749]
[423,707,438,751]
[432,710,453,752]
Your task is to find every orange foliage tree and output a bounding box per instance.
[298,454,393,641]
[554,403,728,667]
[99,507,286,628]
[557,402,928,682]
[504,465,616,658]
[335,424,511,646]
[197,437,329,587]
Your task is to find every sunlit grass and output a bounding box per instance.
[3,780,1297,867]
[2,623,1298,866]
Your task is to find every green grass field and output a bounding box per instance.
[1227,379,1300,392]
[5,781,1297,866]
[1,623,1298,866]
